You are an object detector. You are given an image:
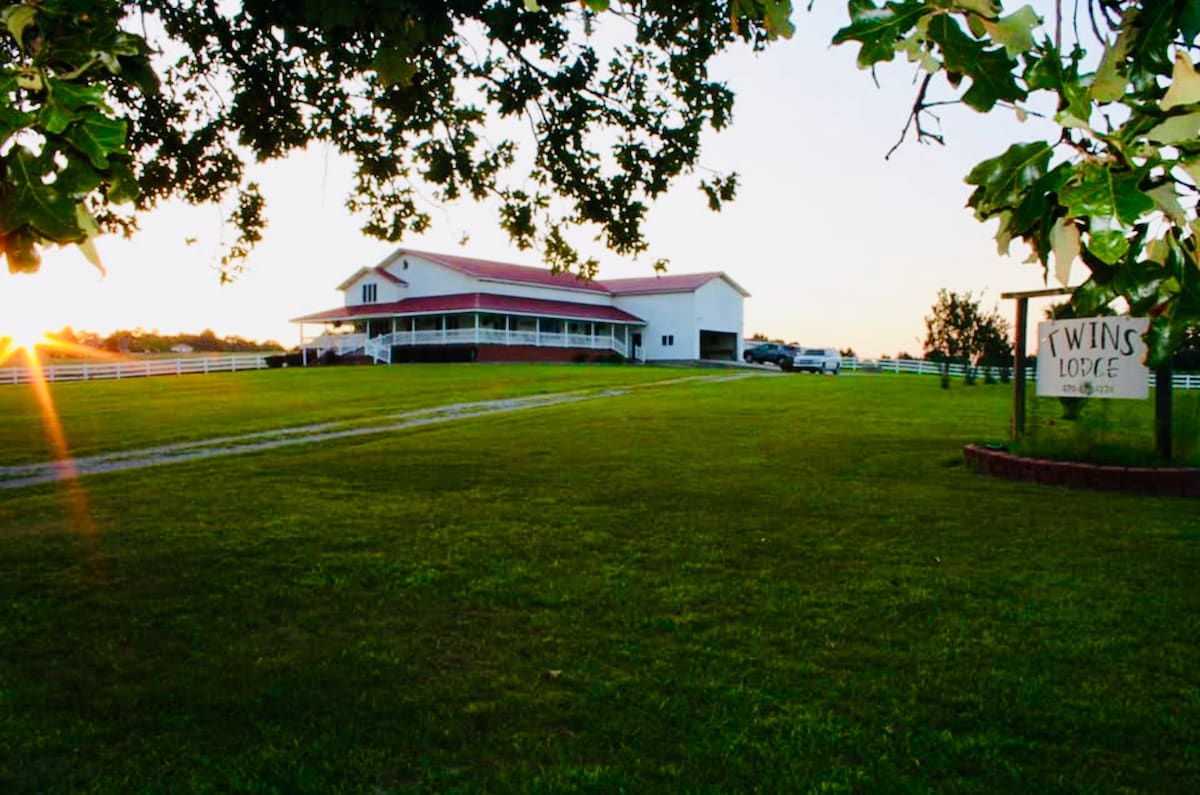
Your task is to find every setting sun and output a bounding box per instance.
[0,328,52,365]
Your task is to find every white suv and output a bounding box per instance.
[790,347,842,374]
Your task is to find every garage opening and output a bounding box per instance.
[699,330,737,361]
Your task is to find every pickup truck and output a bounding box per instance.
[743,343,798,367]
[789,347,842,374]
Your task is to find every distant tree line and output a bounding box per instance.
[50,327,283,355]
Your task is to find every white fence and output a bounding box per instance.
[841,357,1200,389]
[309,328,629,364]
[4,351,1200,390]
[0,354,273,385]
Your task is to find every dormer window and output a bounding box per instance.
[362,283,377,303]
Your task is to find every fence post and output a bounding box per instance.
[1156,365,1173,461]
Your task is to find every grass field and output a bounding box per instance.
[1,365,1198,792]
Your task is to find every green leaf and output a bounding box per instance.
[1087,226,1129,265]
[1090,32,1129,103]
[74,205,105,275]
[832,1,931,69]
[4,227,40,273]
[1183,158,1200,187]
[583,0,610,10]
[0,76,31,144]
[53,156,105,198]
[1145,312,1187,368]
[523,0,540,11]
[980,5,1040,58]
[1008,162,1069,246]
[1183,2,1200,43]
[965,141,1054,218]
[1071,278,1118,317]
[1147,182,1187,226]
[761,0,795,39]
[1058,163,1154,227]
[1125,2,1180,80]
[1161,51,1200,111]
[62,112,127,169]
[0,149,83,241]
[1146,111,1200,145]
[41,79,113,136]
[1024,45,1090,119]
[1,4,35,49]
[1113,257,1170,315]
[1050,216,1080,284]
[952,0,1000,18]
[372,47,418,88]
[926,14,1024,111]
[98,158,138,204]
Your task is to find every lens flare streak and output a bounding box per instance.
[4,339,107,581]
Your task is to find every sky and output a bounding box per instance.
[0,2,1069,358]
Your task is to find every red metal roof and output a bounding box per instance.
[400,249,609,293]
[358,248,749,297]
[375,266,407,284]
[336,264,409,291]
[603,272,749,296]
[291,292,645,325]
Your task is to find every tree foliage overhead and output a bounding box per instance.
[835,0,1200,365]
[0,0,792,280]
[3,1,1199,365]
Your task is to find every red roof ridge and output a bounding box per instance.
[602,271,749,297]
[384,248,608,293]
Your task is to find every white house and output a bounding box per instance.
[291,248,748,364]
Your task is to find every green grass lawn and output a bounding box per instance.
[1,366,1198,792]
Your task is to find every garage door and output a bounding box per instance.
[699,330,737,361]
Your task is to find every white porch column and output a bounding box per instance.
[590,322,595,349]
[535,319,540,347]
[442,315,447,343]
[611,324,615,351]
[474,313,480,345]
[505,316,511,346]
[300,322,307,366]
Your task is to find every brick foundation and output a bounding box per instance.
[963,445,1200,498]
[472,345,622,363]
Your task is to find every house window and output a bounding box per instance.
[361,283,377,303]
[661,334,674,346]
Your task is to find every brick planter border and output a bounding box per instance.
[962,445,1200,498]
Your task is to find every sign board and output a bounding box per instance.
[1036,317,1149,399]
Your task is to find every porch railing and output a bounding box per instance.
[312,327,629,357]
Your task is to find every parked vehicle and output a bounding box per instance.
[790,347,842,374]
[743,343,798,367]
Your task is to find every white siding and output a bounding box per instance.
[473,279,611,306]
[342,275,406,306]
[614,292,696,360]
[693,278,746,357]
[377,254,475,299]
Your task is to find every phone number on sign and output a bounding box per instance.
[1062,382,1114,396]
